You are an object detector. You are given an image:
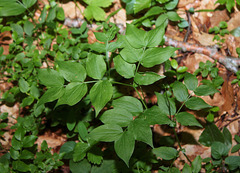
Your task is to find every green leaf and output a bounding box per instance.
[100,108,133,127]
[0,47,3,56]
[206,113,214,122]
[141,47,177,68]
[191,156,202,173]
[77,122,88,141]
[184,73,198,90]
[177,66,188,73]
[185,97,212,110]
[230,27,240,37]
[90,80,113,116]
[194,85,219,96]
[223,127,232,153]
[114,131,135,166]
[19,78,30,93]
[73,142,89,162]
[11,24,23,37]
[156,13,168,27]
[91,160,116,173]
[22,135,38,148]
[125,24,146,48]
[87,147,103,165]
[19,150,34,160]
[156,92,176,115]
[14,126,26,140]
[225,156,240,170]
[38,69,64,87]
[178,19,189,28]
[84,5,106,21]
[39,6,47,24]
[172,81,188,102]
[89,124,123,142]
[46,5,57,22]
[84,0,113,7]
[10,148,19,160]
[152,147,178,160]
[235,135,240,143]
[11,136,22,150]
[182,163,192,173]
[114,55,136,79]
[175,112,202,128]
[94,32,108,42]
[157,0,170,3]
[199,123,224,147]
[211,142,228,159]
[60,141,76,159]
[171,59,178,69]
[165,0,178,10]
[56,7,65,21]
[70,159,91,173]
[167,11,181,21]
[129,118,153,147]
[231,144,240,153]
[24,20,34,36]
[22,0,37,8]
[12,160,29,172]
[0,1,25,17]
[226,0,235,12]
[143,106,173,125]
[86,53,106,80]
[134,72,165,85]
[134,0,151,13]
[112,96,143,116]
[120,47,144,63]
[133,6,165,25]
[58,61,86,82]
[38,86,65,105]
[67,114,76,131]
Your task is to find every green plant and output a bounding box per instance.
[231,135,240,153]
[208,21,229,46]
[122,0,188,29]
[0,1,239,172]
[216,0,240,13]
[83,0,114,21]
[231,70,240,86]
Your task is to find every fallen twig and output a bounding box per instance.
[164,36,240,73]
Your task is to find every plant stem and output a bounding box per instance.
[134,87,148,109]
[106,41,111,79]
[173,129,192,164]
[111,81,133,87]
[111,81,148,109]
[175,91,193,115]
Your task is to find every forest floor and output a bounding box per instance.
[0,0,240,172]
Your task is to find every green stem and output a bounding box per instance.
[84,81,98,84]
[134,87,147,110]
[17,0,37,25]
[112,81,147,109]
[175,91,193,116]
[173,129,192,164]
[106,41,110,79]
[134,47,146,75]
[139,85,147,105]
[111,81,133,87]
